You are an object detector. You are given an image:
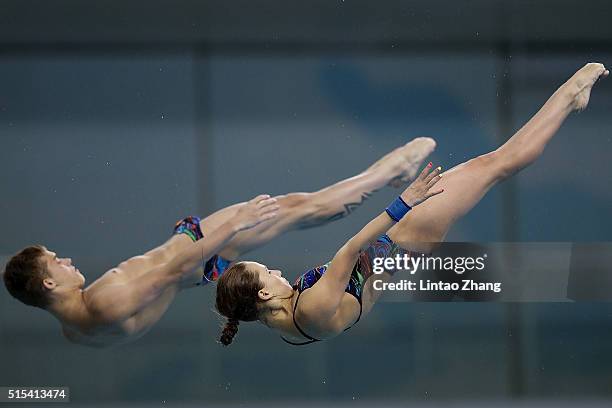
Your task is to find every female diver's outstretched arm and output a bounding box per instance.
[301,164,443,321]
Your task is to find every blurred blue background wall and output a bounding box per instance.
[1,1,612,405]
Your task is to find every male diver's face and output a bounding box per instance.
[42,248,85,290]
[246,261,293,295]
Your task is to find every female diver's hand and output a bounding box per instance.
[233,194,280,231]
[400,162,444,207]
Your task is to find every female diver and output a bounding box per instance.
[215,63,609,346]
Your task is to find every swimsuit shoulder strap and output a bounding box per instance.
[280,288,321,346]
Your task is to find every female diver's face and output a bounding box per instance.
[245,261,293,299]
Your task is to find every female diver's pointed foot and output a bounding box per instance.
[565,63,608,112]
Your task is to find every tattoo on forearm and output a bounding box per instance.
[325,192,374,222]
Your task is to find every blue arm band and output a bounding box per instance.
[385,196,412,222]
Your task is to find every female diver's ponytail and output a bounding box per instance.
[219,318,239,346]
[216,262,264,346]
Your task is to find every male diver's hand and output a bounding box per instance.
[233,194,280,231]
[400,162,444,207]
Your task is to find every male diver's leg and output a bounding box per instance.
[123,138,440,319]
[211,137,436,260]
[387,63,608,252]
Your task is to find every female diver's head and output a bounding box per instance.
[215,261,294,346]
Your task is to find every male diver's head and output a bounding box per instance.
[3,245,85,309]
[215,261,293,346]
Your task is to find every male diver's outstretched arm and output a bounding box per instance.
[87,195,279,323]
[305,164,443,318]
[166,195,279,278]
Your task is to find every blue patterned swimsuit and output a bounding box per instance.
[282,234,407,345]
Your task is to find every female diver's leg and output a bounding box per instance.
[359,63,608,317]
[387,63,608,252]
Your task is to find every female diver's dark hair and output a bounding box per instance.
[215,262,264,346]
[219,318,239,346]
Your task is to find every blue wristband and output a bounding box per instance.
[385,196,412,222]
